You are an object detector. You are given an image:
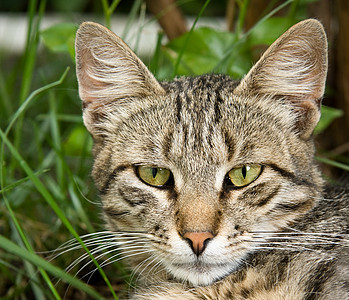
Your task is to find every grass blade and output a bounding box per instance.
[0,124,118,300]
[0,235,106,300]
[173,0,211,76]
[316,156,349,172]
[213,0,293,72]
[5,67,70,137]
[0,169,49,194]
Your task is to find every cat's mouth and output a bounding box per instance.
[158,235,250,286]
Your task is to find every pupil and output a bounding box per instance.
[242,166,247,179]
[152,168,158,178]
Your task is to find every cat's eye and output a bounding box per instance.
[228,164,262,187]
[137,166,171,187]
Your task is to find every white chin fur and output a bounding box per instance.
[166,261,239,286]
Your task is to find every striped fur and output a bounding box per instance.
[75,20,348,299]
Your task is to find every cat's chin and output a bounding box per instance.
[166,261,239,286]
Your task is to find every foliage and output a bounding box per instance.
[41,23,77,59]
[0,0,347,299]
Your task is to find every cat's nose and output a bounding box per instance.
[183,231,214,256]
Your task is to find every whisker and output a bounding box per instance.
[43,232,115,256]
[68,243,149,276]
[62,246,144,299]
[144,253,167,279]
[73,248,140,284]
[247,240,329,249]
[65,244,117,274]
[82,249,154,284]
[135,252,171,286]
[249,239,345,247]
[250,246,307,251]
[151,259,167,278]
[47,231,150,263]
[250,236,346,244]
[250,231,348,237]
[131,254,159,284]
[248,231,348,248]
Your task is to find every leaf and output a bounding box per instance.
[63,125,92,156]
[162,27,238,76]
[314,105,343,135]
[41,23,77,60]
[248,17,296,46]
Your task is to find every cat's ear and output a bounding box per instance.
[234,19,328,139]
[75,22,165,135]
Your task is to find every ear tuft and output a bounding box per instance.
[235,19,328,139]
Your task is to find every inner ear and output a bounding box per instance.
[75,22,165,137]
[75,22,165,106]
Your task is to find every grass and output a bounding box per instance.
[1,0,123,297]
[0,0,348,299]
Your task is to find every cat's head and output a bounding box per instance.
[75,19,327,286]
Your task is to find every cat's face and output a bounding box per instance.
[75,20,327,286]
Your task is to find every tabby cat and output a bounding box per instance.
[75,19,349,299]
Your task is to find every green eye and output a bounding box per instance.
[137,166,171,187]
[228,164,262,187]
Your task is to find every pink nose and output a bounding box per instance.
[183,231,214,256]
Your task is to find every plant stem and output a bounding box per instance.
[235,0,250,39]
[213,0,293,73]
[101,0,121,28]
[173,0,211,76]
[316,156,349,172]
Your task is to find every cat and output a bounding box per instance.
[75,19,349,299]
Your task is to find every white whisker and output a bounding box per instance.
[82,249,154,284]
[251,231,348,237]
[131,254,159,284]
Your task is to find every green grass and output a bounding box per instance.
[1,0,124,297]
[0,0,348,299]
